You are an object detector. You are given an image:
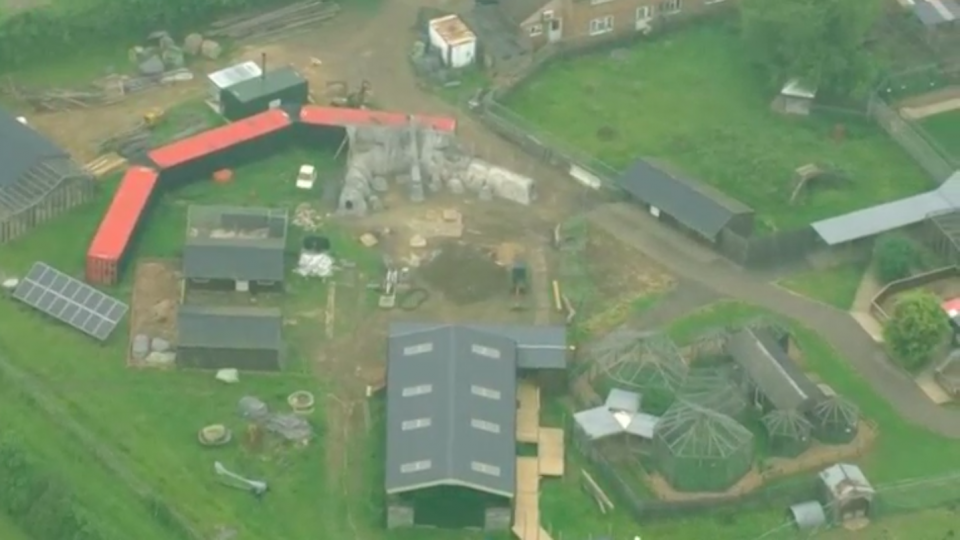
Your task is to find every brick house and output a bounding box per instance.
[465,0,732,70]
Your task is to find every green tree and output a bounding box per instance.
[873,234,917,283]
[739,0,883,97]
[883,291,950,371]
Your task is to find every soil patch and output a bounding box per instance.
[419,241,508,305]
[128,259,181,367]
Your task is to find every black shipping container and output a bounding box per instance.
[220,67,309,121]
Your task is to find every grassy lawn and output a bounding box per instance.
[504,22,931,231]
[779,259,870,310]
[919,109,960,164]
[0,147,386,539]
[537,301,960,540]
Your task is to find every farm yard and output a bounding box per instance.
[503,23,932,232]
[3,0,960,540]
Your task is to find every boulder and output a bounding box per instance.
[138,55,165,76]
[151,337,170,352]
[200,40,222,60]
[131,334,150,359]
[144,351,176,366]
[183,33,204,55]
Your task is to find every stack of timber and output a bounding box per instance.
[85,153,128,178]
[205,1,341,43]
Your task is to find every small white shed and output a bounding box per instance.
[428,15,477,69]
[779,79,818,116]
[206,61,263,103]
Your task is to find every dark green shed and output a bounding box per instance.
[176,305,284,371]
[220,67,308,121]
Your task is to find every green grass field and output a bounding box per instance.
[504,23,931,232]
[779,259,870,310]
[919,109,960,165]
[0,146,387,539]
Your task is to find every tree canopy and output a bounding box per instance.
[739,0,884,97]
[883,291,950,371]
[873,234,918,284]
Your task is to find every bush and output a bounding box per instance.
[883,290,950,372]
[873,234,917,283]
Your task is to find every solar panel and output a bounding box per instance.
[12,262,128,341]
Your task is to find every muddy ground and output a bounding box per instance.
[128,259,181,367]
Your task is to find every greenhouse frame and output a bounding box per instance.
[653,400,754,492]
[762,409,813,458]
[808,395,859,444]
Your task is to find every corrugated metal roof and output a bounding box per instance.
[385,325,518,497]
[177,305,282,350]
[87,166,160,259]
[811,171,960,245]
[299,105,458,132]
[573,406,660,440]
[819,463,874,495]
[617,159,753,240]
[227,67,305,103]
[389,322,566,370]
[789,501,827,529]
[727,328,823,411]
[605,388,640,413]
[207,61,263,89]
[0,107,66,189]
[183,244,285,282]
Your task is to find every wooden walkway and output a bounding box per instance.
[537,428,565,477]
[516,380,540,443]
[512,457,553,540]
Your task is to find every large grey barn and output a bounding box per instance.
[0,110,94,244]
[183,205,288,291]
[726,327,823,412]
[384,323,567,530]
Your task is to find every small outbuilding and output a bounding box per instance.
[176,305,283,371]
[428,15,477,69]
[206,61,263,107]
[219,66,308,121]
[0,109,95,244]
[616,159,755,243]
[788,500,827,530]
[807,394,859,444]
[819,463,874,526]
[775,79,818,116]
[726,327,823,412]
[183,205,288,292]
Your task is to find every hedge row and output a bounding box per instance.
[0,433,104,540]
[0,0,300,69]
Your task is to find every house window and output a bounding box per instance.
[471,384,502,400]
[589,16,614,36]
[400,459,432,473]
[403,342,433,356]
[401,417,432,431]
[471,418,501,433]
[542,9,555,20]
[471,461,502,477]
[471,344,501,359]
[529,23,543,36]
[659,0,681,13]
[401,384,432,397]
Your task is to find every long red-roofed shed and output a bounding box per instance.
[299,105,457,132]
[86,166,160,284]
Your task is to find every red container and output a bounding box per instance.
[86,166,160,285]
[299,104,457,133]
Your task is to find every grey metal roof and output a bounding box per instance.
[812,171,960,245]
[573,405,660,440]
[177,305,282,350]
[227,67,305,103]
[789,501,827,529]
[617,159,753,240]
[207,61,263,89]
[913,0,960,26]
[182,243,286,282]
[819,463,874,496]
[726,328,823,411]
[0,109,65,190]
[385,325,518,497]
[388,322,567,369]
[605,388,640,413]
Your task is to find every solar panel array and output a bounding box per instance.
[13,262,128,341]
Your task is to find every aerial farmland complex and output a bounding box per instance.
[1,1,960,540]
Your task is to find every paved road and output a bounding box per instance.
[589,203,960,438]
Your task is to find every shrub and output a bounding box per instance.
[873,234,917,283]
[883,290,950,372]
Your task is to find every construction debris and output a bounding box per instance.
[85,153,128,178]
[205,1,342,43]
[3,68,193,112]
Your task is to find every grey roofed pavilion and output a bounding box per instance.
[726,328,823,411]
[183,205,288,282]
[177,305,282,350]
[388,322,567,370]
[616,159,754,240]
[0,110,65,190]
[386,325,518,498]
[811,171,960,245]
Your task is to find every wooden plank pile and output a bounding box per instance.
[206,1,341,43]
[85,153,128,178]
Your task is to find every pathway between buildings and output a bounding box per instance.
[588,203,960,438]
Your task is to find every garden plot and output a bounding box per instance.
[505,24,930,231]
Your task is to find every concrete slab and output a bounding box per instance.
[850,311,884,343]
[916,371,953,404]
